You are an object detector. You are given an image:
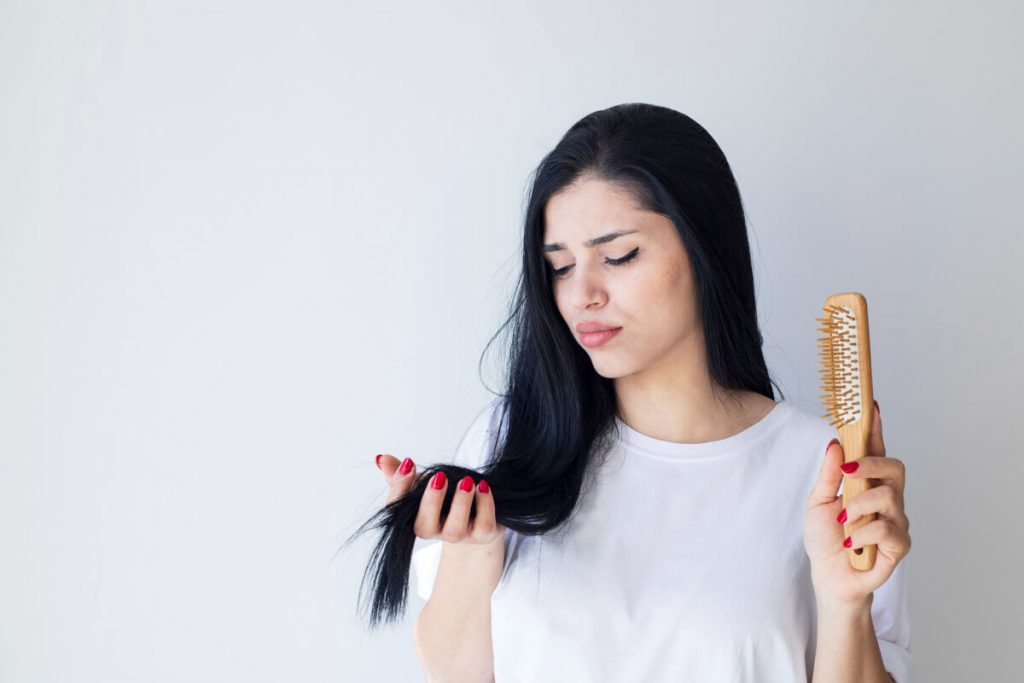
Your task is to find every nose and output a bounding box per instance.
[565,262,609,311]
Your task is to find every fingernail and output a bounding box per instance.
[836,508,847,524]
[478,479,490,494]
[375,454,383,469]
[430,471,446,489]
[874,399,880,416]
[399,457,414,475]
[459,475,475,492]
[840,461,859,474]
[826,438,840,454]
[843,536,853,549]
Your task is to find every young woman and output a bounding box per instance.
[360,103,912,682]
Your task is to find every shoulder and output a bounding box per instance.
[777,400,839,443]
[770,401,843,495]
[452,395,509,470]
[458,395,507,447]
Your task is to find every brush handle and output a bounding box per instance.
[837,422,877,571]
[826,292,878,572]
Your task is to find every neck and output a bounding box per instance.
[612,333,775,444]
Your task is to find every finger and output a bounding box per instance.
[375,453,402,478]
[383,456,417,494]
[808,437,844,507]
[842,455,906,498]
[842,484,908,532]
[868,399,886,457]
[413,470,449,537]
[469,479,497,542]
[381,458,416,507]
[441,475,477,542]
[846,517,912,558]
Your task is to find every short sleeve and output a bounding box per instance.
[410,396,510,602]
[872,551,914,682]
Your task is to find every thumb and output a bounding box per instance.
[867,400,886,457]
[375,453,402,477]
[808,437,844,508]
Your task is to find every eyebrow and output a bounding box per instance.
[542,229,639,253]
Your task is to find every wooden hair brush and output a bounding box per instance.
[816,291,878,571]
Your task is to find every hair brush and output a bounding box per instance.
[816,291,879,571]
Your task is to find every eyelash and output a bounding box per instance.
[549,247,640,280]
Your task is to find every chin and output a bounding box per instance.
[588,356,641,380]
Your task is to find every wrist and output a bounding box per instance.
[444,532,505,554]
[814,588,873,621]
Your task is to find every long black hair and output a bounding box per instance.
[345,102,783,629]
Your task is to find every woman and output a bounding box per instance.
[356,103,913,682]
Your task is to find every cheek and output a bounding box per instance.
[628,262,679,308]
[553,288,575,325]
[630,261,696,329]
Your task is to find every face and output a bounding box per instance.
[542,176,701,379]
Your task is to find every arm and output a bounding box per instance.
[805,408,912,682]
[413,534,505,683]
[811,594,897,683]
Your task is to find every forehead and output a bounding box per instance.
[543,179,645,240]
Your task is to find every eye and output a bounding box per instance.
[549,247,639,280]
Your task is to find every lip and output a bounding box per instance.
[579,327,622,348]
[576,321,619,333]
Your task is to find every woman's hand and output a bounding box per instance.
[376,454,505,547]
[803,401,912,608]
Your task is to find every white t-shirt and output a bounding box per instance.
[411,398,914,682]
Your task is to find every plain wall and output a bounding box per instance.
[1,1,1020,681]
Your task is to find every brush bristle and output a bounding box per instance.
[816,303,863,427]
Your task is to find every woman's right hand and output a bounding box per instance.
[376,454,506,547]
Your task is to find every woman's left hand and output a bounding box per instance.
[803,401,912,608]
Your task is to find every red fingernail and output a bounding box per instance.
[459,476,475,492]
[836,508,847,524]
[430,471,446,489]
[826,438,840,453]
[843,536,853,548]
[874,399,880,416]
[399,457,414,475]
[840,461,859,473]
[375,454,383,469]
[478,479,490,493]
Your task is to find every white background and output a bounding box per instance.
[1,1,1020,681]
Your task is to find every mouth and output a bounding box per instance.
[579,327,622,348]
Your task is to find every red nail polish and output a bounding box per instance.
[478,479,490,493]
[399,457,414,475]
[375,454,383,469]
[459,476,475,492]
[826,438,840,453]
[836,508,847,524]
[430,471,446,489]
[874,399,880,416]
[843,536,853,549]
[840,461,859,474]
